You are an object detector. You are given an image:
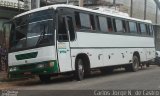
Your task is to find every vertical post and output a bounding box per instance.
[144,0,147,20]
[130,0,133,17]
[24,0,31,10]
[31,0,40,9]
[46,0,48,6]
[79,0,84,7]
[156,5,158,24]
[18,0,20,11]
[36,0,40,8]
[67,0,69,4]
[113,0,116,10]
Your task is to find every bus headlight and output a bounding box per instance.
[49,62,54,67]
[9,67,18,72]
[37,64,44,68]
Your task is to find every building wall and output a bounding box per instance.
[0,0,25,71]
[105,0,159,24]
[0,0,24,48]
[146,0,156,23]
[158,9,160,24]
[44,0,160,24]
[132,0,145,19]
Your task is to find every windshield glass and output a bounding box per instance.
[10,9,55,52]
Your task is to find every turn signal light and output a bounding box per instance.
[49,62,54,67]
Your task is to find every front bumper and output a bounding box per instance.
[8,60,59,79]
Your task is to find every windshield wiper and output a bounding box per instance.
[36,26,46,46]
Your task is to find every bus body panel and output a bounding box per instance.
[57,42,73,72]
[74,32,154,48]
[8,5,156,79]
[8,46,56,66]
[70,32,155,69]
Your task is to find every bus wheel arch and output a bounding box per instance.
[74,53,90,81]
[133,51,141,64]
[125,51,140,72]
[132,51,141,71]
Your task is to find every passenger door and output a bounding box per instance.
[57,16,73,72]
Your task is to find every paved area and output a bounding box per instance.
[0,65,160,90]
[1,65,160,96]
[0,71,7,82]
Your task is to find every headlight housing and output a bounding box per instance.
[49,62,54,67]
[37,64,45,68]
[9,67,18,72]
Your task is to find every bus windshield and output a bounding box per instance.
[9,9,55,52]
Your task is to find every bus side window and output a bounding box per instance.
[149,25,153,36]
[58,17,68,42]
[151,25,154,36]
[113,19,117,32]
[146,24,150,35]
[137,23,141,34]
[107,17,113,32]
[115,19,123,32]
[129,21,137,33]
[75,12,95,31]
[66,16,75,41]
[97,16,108,32]
[122,20,127,32]
[126,21,130,33]
[90,14,96,30]
[75,12,81,30]
[140,23,147,35]
[79,13,91,30]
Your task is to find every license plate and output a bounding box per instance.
[24,72,31,75]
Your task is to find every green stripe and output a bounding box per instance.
[53,61,59,73]
[15,52,38,60]
[9,60,59,79]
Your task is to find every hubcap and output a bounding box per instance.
[78,59,84,79]
[133,57,139,69]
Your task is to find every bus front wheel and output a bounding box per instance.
[75,58,85,81]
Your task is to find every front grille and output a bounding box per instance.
[19,64,36,70]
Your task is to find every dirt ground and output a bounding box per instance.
[0,78,39,90]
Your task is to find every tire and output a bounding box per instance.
[100,67,114,74]
[39,75,51,83]
[125,55,140,72]
[75,58,85,81]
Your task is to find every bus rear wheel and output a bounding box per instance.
[39,75,51,83]
[75,58,85,81]
[125,55,139,72]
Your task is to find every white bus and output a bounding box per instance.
[8,4,155,82]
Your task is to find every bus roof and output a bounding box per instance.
[14,4,152,24]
